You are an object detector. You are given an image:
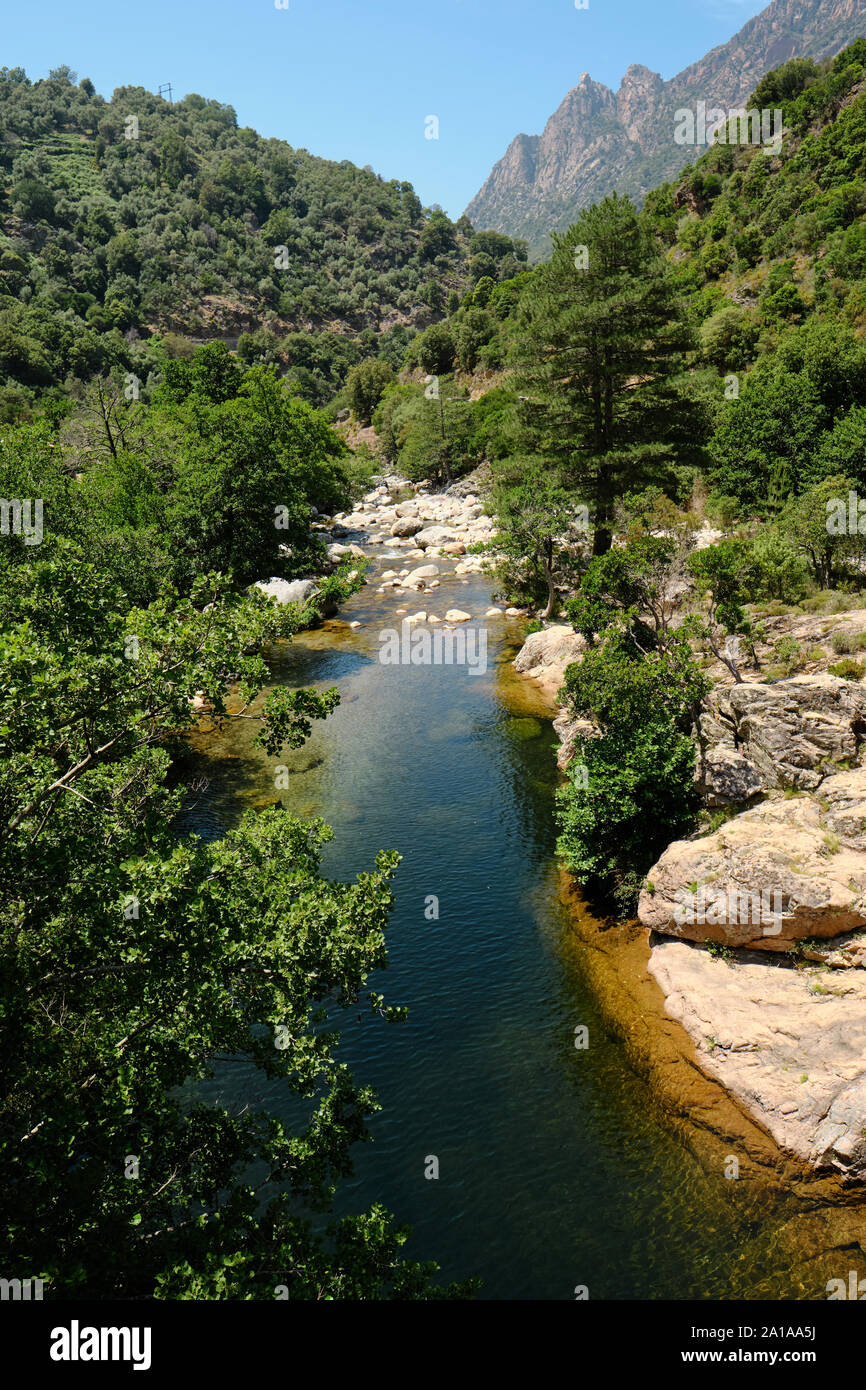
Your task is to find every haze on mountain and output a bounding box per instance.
[465,0,866,259]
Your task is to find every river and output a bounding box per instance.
[181,553,866,1300]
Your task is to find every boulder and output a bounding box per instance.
[400,564,440,590]
[415,525,457,550]
[513,624,585,699]
[445,609,472,623]
[638,770,866,951]
[252,578,319,605]
[390,517,424,538]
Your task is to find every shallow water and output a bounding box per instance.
[182,557,866,1300]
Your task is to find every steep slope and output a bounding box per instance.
[465,0,866,258]
[0,69,526,415]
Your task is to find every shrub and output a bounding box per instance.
[828,658,865,680]
[830,629,861,654]
[772,634,805,675]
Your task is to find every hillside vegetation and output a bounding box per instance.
[0,64,526,417]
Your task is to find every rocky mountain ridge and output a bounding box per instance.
[466,0,866,257]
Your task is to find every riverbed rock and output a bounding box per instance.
[445,609,472,623]
[400,564,440,590]
[415,525,458,550]
[390,517,425,538]
[252,577,319,605]
[648,938,866,1178]
[638,772,866,951]
[512,624,586,699]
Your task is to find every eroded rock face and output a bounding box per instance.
[698,674,866,802]
[552,710,594,772]
[639,769,866,951]
[648,938,866,1179]
[700,745,763,806]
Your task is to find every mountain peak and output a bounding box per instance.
[465,0,866,258]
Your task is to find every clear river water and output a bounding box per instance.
[181,554,866,1300]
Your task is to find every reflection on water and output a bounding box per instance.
[181,563,866,1300]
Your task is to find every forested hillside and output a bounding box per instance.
[380,41,866,515]
[0,65,526,417]
[643,41,866,508]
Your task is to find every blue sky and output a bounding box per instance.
[5,0,767,215]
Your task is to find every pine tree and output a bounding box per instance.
[512,194,704,554]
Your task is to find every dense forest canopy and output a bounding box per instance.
[0,64,527,417]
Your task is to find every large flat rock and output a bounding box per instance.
[648,938,866,1178]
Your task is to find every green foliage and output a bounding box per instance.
[344,357,392,426]
[0,354,353,603]
[745,527,811,602]
[511,194,705,553]
[412,321,457,376]
[0,539,472,1298]
[709,321,866,507]
[491,458,586,616]
[781,474,865,589]
[557,631,706,910]
[829,657,866,680]
[0,70,527,414]
[687,539,759,678]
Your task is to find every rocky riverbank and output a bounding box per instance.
[252,469,526,626]
[514,611,866,1184]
